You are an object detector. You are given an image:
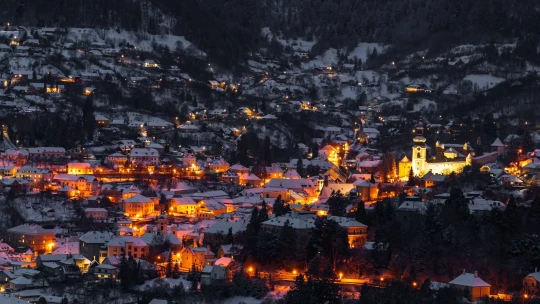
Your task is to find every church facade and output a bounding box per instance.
[400,123,472,177]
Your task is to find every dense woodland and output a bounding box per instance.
[2,0,540,66]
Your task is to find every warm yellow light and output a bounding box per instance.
[248,267,253,272]
[293,270,297,275]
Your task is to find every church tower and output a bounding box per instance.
[412,122,427,176]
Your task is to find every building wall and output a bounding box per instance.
[7,232,56,253]
[80,241,102,261]
[124,202,154,217]
[399,161,412,179]
[86,211,107,221]
[426,161,467,175]
[523,276,539,294]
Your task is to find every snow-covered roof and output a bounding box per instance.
[265,178,316,189]
[214,257,234,267]
[491,138,504,147]
[85,208,107,213]
[449,272,490,287]
[79,231,114,244]
[107,236,148,247]
[124,194,153,203]
[130,148,159,157]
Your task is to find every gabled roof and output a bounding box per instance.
[107,236,148,247]
[491,138,504,147]
[265,178,315,189]
[124,194,153,203]
[449,272,490,287]
[79,231,114,244]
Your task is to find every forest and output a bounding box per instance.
[2,0,540,66]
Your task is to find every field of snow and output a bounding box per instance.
[137,277,192,290]
[340,86,359,100]
[301,48,339,69]
[348,42,388,62]
[261,27,317,52]
[463,74,505,90]
[413,99,437,112]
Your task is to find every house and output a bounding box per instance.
[94,264,118,281]
[106,153,128,166]
[217,244,243,258]
[67,162,93,175]
[122,194,155,218]
[327,216,367,248]
[229,164,249,175]
[197,200,227,218]
[84,208,108,221]
[27,147,66,160]
[6,224,59,253]
[15,166,53,182]
[36,254,91,274]
[170,197,198,216]
[143,60,160,68]
[179,246,215,271]
[523,268,540,295]
[106,236,149,259]
[207,157,230,173]
[9,276,35,290]
[200,257,237,285]
[449,271,491,301]
[491,138,505,156]
[239,173,261,187]
[354,180,378,201]
[95,114,110,127]
[53,174,98,198]
[130,148,160,166]
[79,231,114,262]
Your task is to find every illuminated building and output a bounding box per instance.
[404,122,472,177]
[122,194,155,218]
[6,224,59,253]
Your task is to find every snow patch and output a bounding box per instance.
[463,74,505,90]
[348,42,388,62]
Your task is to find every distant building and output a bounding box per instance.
[449,271,491,301]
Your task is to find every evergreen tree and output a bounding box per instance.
[312,143,319,158]
[285,256,341,304]
[172,262,180,279]
[160,193,168,211]
[355,201,366,223]
[82,96,95,142]
[327,191,348,216]
[136,261,145,284]
[166,251,173,278]
[119,254,130,290]
[37,297,48,304]
[264,136,272,165]
[273,195,291,216]
[226,227,234,244]
[296,157,304,177]
[521,131,533,153]
[407,168,415,186]
[258,202,269,224]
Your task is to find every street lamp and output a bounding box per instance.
[293,270,297,275]
[339,273,343,280]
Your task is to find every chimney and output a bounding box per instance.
[462,269,466,275]
[474,271,478,278]
[536,267,538,273]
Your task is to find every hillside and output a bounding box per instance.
[2,0,540,67]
